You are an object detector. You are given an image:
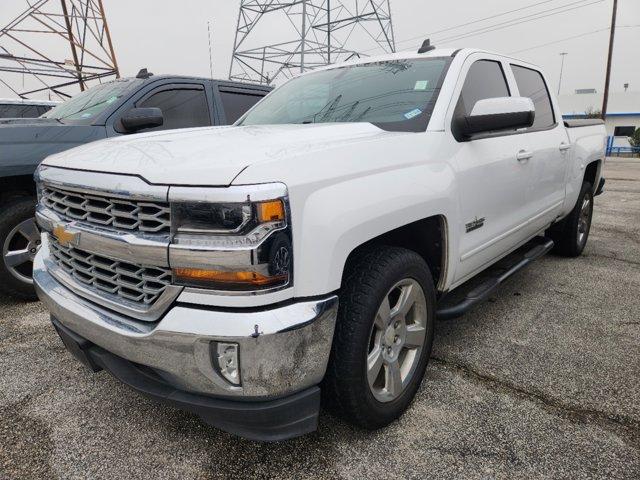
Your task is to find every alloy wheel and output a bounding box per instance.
[367,278,428,403]
[577,195,592,247]
[2,217,40,285]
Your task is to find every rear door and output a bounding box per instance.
[509,63,568,233]
[215,84,268,124]
[448,55,534,284]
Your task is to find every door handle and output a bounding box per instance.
[516,149,533,161]
[559,143,571,152]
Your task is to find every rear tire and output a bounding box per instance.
[0,197,39,300]
[323,246,435,429]
[547,182,593,257]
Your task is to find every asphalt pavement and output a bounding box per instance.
[1,158,638,479]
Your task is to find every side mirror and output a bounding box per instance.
[120,107,163,132]
[456,97,535,138]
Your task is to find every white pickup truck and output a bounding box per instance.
[33,44,606,441]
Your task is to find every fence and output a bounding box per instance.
[606,136,640,157]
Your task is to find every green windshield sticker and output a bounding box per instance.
[404,108,422,119]
[106,96,118,104]
[414,80,429,90]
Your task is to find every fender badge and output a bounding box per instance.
[465,217,485,233]
[52,224,80,247]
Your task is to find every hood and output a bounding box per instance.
[42,123,398,186]
[0,120,105,178]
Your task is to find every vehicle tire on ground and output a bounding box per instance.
[0,196,39,300]
[323,245,436,429]
[547,182,594,257]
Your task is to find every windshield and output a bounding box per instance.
[238,58,450,132]
[42,78,142,123]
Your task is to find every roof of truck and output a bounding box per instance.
[306,46,539,74]
[0,98,60,106]
[134,74,272,91]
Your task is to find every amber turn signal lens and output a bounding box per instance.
[257,199,285,223]
[174,267,287,286]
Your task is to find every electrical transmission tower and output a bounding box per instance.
[229,0,395,84]
[0,0,119,100]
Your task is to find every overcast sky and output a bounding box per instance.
[1,0,638,99]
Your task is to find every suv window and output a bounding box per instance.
[511,65,555,129]
[455,60,510,118]
[219,91,265,123]
[0,104,41,118]
[139,87,210,130]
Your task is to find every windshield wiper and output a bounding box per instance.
[312,94,343,123]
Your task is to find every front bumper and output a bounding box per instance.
[33,249,338,439]
[51,318,322,441]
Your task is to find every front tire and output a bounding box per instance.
[323,246,435,429]
[0,197,39,300]
[547,182,594,257]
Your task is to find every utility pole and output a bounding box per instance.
[601,0,618,119]
[558,52,568,96]
[207,21,214,79]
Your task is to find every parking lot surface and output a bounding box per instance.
[1,158,638,480]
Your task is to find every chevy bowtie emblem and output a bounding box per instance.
[52,224,79,247]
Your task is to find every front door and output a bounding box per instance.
[449,58,533,284]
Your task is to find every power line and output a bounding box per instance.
[508,24,637,54]
[433,0,604,44]
[391,0,563,49]
[363,0,597,53]
[509,28,608,53]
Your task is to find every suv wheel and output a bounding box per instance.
[0,197,39,300]
[323,246,435,429]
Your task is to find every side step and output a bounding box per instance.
[436,237,554,320]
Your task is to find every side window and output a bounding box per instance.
[138,87,210,131]
[455,60,510,117]
[511,65,555,129]
[22,105,41,118]
[0,104,21,118]
[219,91,265,124]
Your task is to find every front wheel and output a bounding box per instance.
[323,246,435,429]
[547,182,594,257]
[0,197,39,300]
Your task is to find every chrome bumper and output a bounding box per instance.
[34,248,338,399]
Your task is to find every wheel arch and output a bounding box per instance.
[0,174,36,204]
[341,215,449,295]
[583,159,602,193]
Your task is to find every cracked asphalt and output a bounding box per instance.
[1,158,639,479]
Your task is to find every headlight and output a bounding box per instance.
[169,186,292,292]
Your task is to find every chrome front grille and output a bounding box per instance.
[49,237,172,307]
[41,185,170,234]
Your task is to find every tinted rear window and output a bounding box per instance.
[220,91,265,123]
[511,65,555,129]
[0,104,42,118]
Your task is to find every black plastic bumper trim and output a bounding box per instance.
[595,177,605,196]
[51,318,321,442]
